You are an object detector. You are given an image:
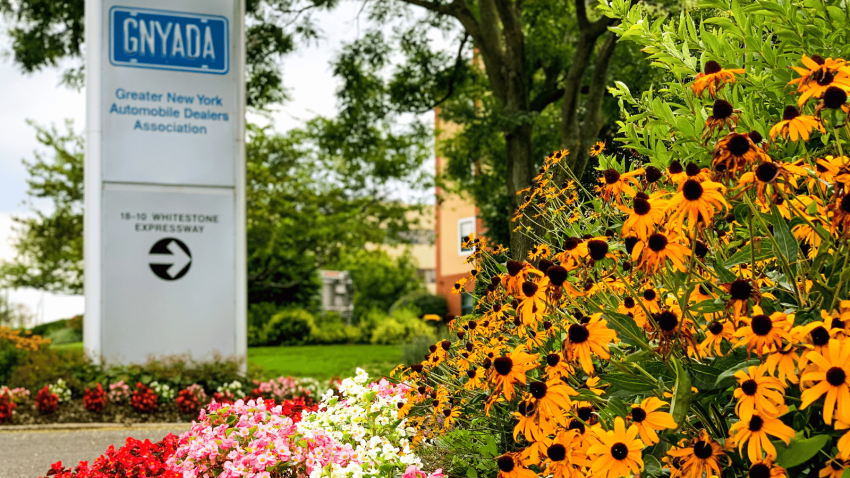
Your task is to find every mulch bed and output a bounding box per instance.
[5,400,195,426]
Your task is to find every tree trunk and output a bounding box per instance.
[506,123,535,260]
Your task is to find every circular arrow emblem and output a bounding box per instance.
[149,238,192,281]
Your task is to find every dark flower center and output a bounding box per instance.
[713,99,734,119]
[643,289,657,301]
[625,236,639,254]
[648,233,668,252]
[547,353,561,366]
[824,86,848,109]
[631,407,647,422]
[568,419,586,433]
[611,443,629,460]
[730,279,753,300]
[668,160,684,174]
[686,162,702,176]
[811,55,826,65]
[506,260,523,277]
[633,198,652,215]
[841,195,850,214]
[443,408,452,417]
[645,166,663,183]
[755,162,779,183]
[635,192,650,200]
[517,400,536,417]
[411,364,423,373]
[695,241,709,258]
[827,367,847,386]
[564,237,581,250]
[782,105,800,121]
[568,324,590,344]
[547,266,569,287]
[748,131,763,144]
[494,357,514,376]
[749,463,771,478]
[834,319,846,329]
[497,456,515,472]
[441,340,451,351]
[587,240,609,261]
[493,304,502,313]
[467,369,477,379]
[704,60,722,74]
[815,70,835,86]
[693,441,714,459]
[748,416,764,431]
[741,379,758,396]
[538,259,554,274]
[624,297,636,308]
[832,461,845,471]
[429,345,438,353]
[727,134,751,156]
[577,406,593,421]
[811,326,830,346]
[751,315,773,336]
[708,321,724,335]
[522,281,539,297]
[682,179,705,201]
[604,169,622,184]
[657,310,679,332]
[547,444,567,462]
[529,381,548,399]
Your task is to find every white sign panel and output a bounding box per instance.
[85,0,246,365]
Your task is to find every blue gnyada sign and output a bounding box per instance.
[110,7,229,74]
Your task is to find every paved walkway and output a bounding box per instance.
[0,424,189,478]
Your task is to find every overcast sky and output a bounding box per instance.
[0,3,436,324]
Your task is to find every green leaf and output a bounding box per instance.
[771,205,799,263]
[689,364,725,390]
[670,357,691,426]
[714,359,760,388]
[724,241,774,268]
[605,311,648,348]
[714,260,737,283]
[466,468,479,478]
[602,373,657,392]
[733,203,750,224]
[775,433,830,468]
[644,455,664,477]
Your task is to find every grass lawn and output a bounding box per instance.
[49,342,401,380]
[248,344,401,380]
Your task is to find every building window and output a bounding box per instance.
[461,292,474,316]
[458,217,475,255]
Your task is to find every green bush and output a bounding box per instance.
[369,308,435,345]
[400,334,435,366]
[389,291,448,318]
[310,311,362,344]
[45,327,82,345]
[263,308,315,346]
[30,318,69,337]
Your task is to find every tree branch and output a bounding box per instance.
[530,87,565,112]
[414,33,470,114]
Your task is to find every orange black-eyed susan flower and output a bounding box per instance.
[630,232,692,274]
[528,243,552,261]
[764,344,800,385]
[830,195,850,237]
[794,63,850,106]
[556,237,588,271]
[666,430,727,478]
[628,397,678,445]
[728,408,796,462]
[666,179,728,232]
[528,378,577,427]
[734,306,793,357]
[517,278,548,326]
[512,399,549,442]
[584,237,615,263]
[620,192,668,240]
[496,452,537,478]
[738,160,809,206]
[789,55,848,93]
[587,416,645,478]
[800,338,850,425]
[502,260,543,297]
[452,277,468,294]
[651,305,699,355]
[703,99,741,140]
[796,320,837,368]
[819,458,848,478]
[489,345,539,401]
[733,365,787,421]
[597,168,645,204]
[590,141,605,157]
[539,429,591,478]
[545,352,574,379]
[816,86,850,116]
[667,160,688,184]
[563,313,618,373]
[769,105,825,141]
[721,279,763,321]
[711,132,769,178]
[700,319,735,357]
[746,458,788,478]
[691,60,745,97]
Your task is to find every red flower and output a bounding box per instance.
[0,392,16,424]
[130,383,158,413]
[176,388,200,416]
[84,384,108,413]
[35,386,59,414]
[40,435,180,478]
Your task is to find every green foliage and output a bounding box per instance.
[367,307,435,345]
[400,334,435,367]
[309,311,363,344]
[262,308,316,346]
[44,327,82,345]
[390,290,448,318]
[336,249,424,321]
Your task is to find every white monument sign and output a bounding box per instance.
[84,0,246,364]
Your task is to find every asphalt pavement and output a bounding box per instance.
[0,424,189,478]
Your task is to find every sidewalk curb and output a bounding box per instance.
[0,422,191,432]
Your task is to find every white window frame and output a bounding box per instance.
[458,216,476,256]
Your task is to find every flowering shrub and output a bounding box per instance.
[83,384,108,413]
[42,434,179,478]
[0,391,16,424]
[48,379,72,403]
[149,381,176,402]
[130,382,157,413]
[389,1,850,477]
[0,386,30,403]
[251,376,323,402]
[214,380,245,404]
[107,381,130,403]
[175,384,207,416]
[35,386,59,414]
